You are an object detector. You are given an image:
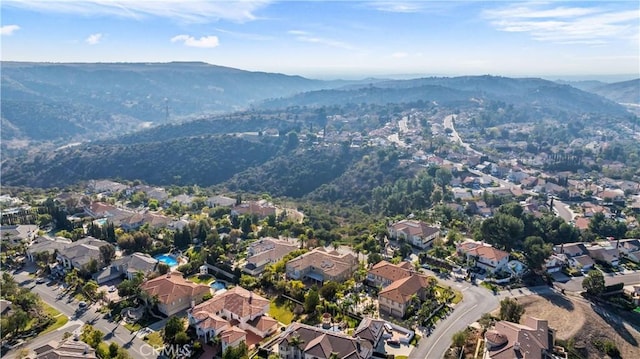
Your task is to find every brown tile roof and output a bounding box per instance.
[35,339,97,359]
[247,238,299,265]
[247,315,278,332]
[277,322,373,359]
[140,272,210,305]
[191,286,269,319]
[193,311,229,331]
[220,326,246,344]
[368,261,412,283]
[390,220,439,238]
[458,241,509,262]
[487,316,551,359]
[379,274,431,304]
[287,247,358,278]
[353,317,386,345]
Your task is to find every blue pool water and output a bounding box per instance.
[96,218,108,226]
[210,281,226,291]
[154,254,178,267]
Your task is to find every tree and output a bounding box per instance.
[523,236,552,271]
[499,298,525,323]
[82,280,99,301]
[582,270,605,296]
[452,330,467,356]
[435,168,453,192]
[288,334,305,359]
[163,316,185,343]
[158,263,170,275]
[100,244,116,264]
[304,288,320,314]
[222,342,248,359]
[319,281,339,302]
[478,313,494,330]
[109,342,119,358]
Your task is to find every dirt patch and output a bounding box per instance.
[517,293,584,340]
[505,293,640,358]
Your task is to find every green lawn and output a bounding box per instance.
[124,322,142,332]
[145,332,164,348]
[39,302,69,335]
[188,274,214,284]
[634,307,640,314]
[451,289,463,304]
[269,299,295,325]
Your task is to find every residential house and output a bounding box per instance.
[353,317,387,348]
[286,247,358,283]
[57,237,114,272]
[35,339,97,359]
[553,243,587,258]
[87,180,128,194]
[188,286,276,343]
[571,255,595,272]
[544,254,566,274]
[457,241,510,274]
[26,236,73,262]
[366,260,413,288]
[220,326,248,353]
[0,299,12,315]
[387,219,440,249]
[623,285,640,306]
[586,245,620,267]
[232,200,277,219]
[94,252,159,284]
[0,224,38,244]
[140,272,211,316]
[244,237,299,275]
[207,195,237,208]
[616,239,640,263]
[273,322,374,359]
[378,274,432,318]
[484,316,556,359]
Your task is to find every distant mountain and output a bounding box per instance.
[558,78,640,105]
[260,75,631,116]
[588,79,640,105]
[0,61,345,142]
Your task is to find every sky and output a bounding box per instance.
[1,0,639,80]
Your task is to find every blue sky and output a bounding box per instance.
[1,1,638,79]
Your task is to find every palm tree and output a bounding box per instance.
[288,334,305,359]
[329,352,340,359]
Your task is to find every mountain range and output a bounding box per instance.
[1,61,638,191]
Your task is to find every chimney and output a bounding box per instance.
[560,244,564,254]
[249,292,253,304]
[514,342,521,351]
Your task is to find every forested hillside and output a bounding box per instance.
[1,135,286,188]
[0,61,344,142]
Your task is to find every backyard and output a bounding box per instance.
[269,298,295,325]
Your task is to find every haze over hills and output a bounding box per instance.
[1,62,638,191]
[0,61,355,143]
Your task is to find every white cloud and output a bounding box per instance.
[2,0,271,23]
[392,52,408,58]
[85,33,102,45]
[484,3,640,44]
[288,30,355,50]
[171,34,219,48]
[368,1,424,13]
[1,24,20,36]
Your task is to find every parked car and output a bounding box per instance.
[387,340,400,347]
[36,278,47,284]
[78,301,87,309]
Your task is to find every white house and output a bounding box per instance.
[457,241,509,274]
[388,220,440,249]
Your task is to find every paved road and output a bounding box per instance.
[443,114,482,156]
[409,270,555,359]
[552,199,575,222]
[555,271,640,292]
[10,269,150,359]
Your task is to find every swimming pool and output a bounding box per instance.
[210,281,226,291]
[154,254,178,267]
